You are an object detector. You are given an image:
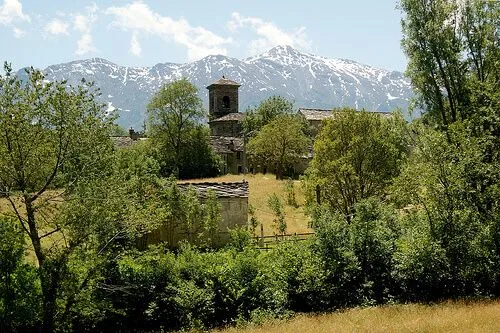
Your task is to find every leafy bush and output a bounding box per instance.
[284,179,299,208]
[268,194,287,236]
[392,212,451,301]
[266,240,328,312]
[313,209,361,308]
[0,217,40,332]
[349,198,399,303]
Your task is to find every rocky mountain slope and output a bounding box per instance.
[21,45,413,128]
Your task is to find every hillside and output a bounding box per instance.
[20,45,414,128]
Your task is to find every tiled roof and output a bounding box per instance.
[207,77,241,88]
[298,108,334,121]
[111,136,148,148]
[210,112,245,122]
[210,136,244,153]
[177,181,248,198]
[298,108,393,121]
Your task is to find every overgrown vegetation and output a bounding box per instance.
[247,114,309,179]
[0,0,498,331]
[147,78,222,179]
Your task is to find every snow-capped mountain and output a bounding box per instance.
[21,45,413,128]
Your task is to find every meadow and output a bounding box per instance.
[214,300,500,333]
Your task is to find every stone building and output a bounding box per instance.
[209,112,245,137]
[298,107,393,136]
[210,136,245,174]
[110,127,146,148]
[207,77,246,174]
[137,181,249,248]
[207,77,241,119]
[296,107,394,173]
[177,181,249,235]
[297,108,337,135]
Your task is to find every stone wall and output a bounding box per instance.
[208,86,239,119]
[137,182,249,248]
[210,120,242,137]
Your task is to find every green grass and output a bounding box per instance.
[212,300,500,333]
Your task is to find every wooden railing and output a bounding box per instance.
[252,232,315,250]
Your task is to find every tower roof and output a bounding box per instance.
[207,77,241,89]
[209,112,245,122]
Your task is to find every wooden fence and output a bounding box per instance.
[252,232,315,250]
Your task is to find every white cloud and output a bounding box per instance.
[44,18,69,36]
[0,0,30,25]
[105,1,232,61]
[227,12,311,55]
[13,26,24,38]
[130,31,141,56]
[74,2,98,55]
[0,0,30,38]
[76,33,96,55]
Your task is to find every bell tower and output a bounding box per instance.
[206,77,240,119]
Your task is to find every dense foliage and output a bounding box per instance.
[304,108,409,216]
[147,78,222,179]
[0,1,498,331]
[242,95,295,136]
[247,114,309,179]
[0,63,116,332]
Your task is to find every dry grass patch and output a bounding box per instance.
[0,190,65,264]
[214,300,500,333]
[1,173,312,243]
[183,173,312,236]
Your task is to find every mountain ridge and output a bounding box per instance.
[19,45,413,128]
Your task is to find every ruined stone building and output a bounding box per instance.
[177,181,249,235]
[137,181,249,248]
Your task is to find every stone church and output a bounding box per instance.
[207,77,246,174]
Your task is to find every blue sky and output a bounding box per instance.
[1,0,407,71]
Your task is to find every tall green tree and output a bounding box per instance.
[147,78,220,178]
[0,63,116,332]
[247,114,309,179]
[305,109,408,216]
[243,95,294,136]
[397,0,500,293]
[400,0,499,127]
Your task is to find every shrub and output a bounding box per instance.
[392,213,451,301]
[268,194,287,236]
[0,217,40,332]
[313,209,361,308]
[266,240,329,312]
[284,179,299,208]
[349,198,399,303]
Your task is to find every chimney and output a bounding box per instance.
[129,127,139,141]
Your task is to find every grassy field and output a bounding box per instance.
[183,173,312,236]
[0,191,65,264]
[213,300,500,333]
[1,173,311,239]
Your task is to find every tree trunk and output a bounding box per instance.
[275,165,283,180]
[24,196,59,333]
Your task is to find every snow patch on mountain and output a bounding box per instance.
[27,45,414,128]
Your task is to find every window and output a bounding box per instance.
[237,151,242,160]
[222,96,230,108]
